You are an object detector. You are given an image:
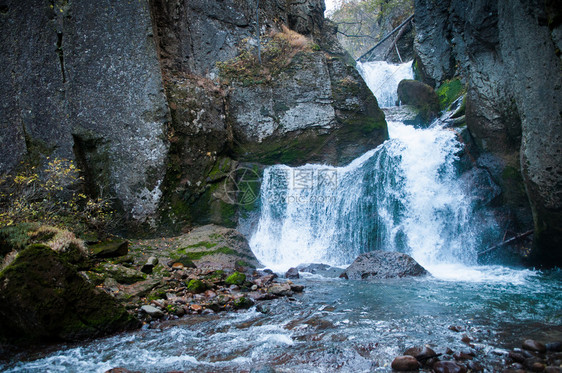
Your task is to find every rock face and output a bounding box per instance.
[340,250,429,280]
[0,0,387,233]
[0,244,136,345]
[0,0,170,227]
[414,0,562,265]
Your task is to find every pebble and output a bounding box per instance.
[546,342,562,352]
[523,340,547,353]
[509,351,526,363]
[391,355,420,371]
[403,346,438,366]
[545,367,562,373]
[190,304,202,312]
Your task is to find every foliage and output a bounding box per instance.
[217,25,315,85]
[0,158,117,235]
[329,0,413,58]
[436,79,465,110]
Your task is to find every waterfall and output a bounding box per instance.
[356,60,413,107]
[249,61,499,273]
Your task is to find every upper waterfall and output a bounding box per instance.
[356,60,413,107]
[248,61,500,274]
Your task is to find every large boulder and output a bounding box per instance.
[340,250,429,280]
[397,79,440,124]
[0,244,137,345]
[132,225,261,272]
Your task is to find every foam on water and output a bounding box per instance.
[357,60,414,107]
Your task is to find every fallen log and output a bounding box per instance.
[477,230,533,257]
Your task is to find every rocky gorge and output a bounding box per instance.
[0,0,561,371]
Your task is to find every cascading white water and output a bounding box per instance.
[356,60,414,107]
[249,61,500,275]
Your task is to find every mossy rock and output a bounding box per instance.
[89,240,129,258]
[175,256,196,268]
[233,297,254,309]
[225,271,246,286]
[436,79,465,111]
[95,263,146,284]
[397,79,440,124]
[0,244,137,345]
[186,279,207,293]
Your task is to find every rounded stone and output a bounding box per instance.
[523,340,547,353]
[391,355,420,371]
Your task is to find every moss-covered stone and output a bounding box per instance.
[233,296,254,309]
[0,244,137,345]
[397,79,441,124]
[225,271,246,286]
[186,279,207,293]
[436,78,465,110]
[89,240,129,258]
[95,263,146,284]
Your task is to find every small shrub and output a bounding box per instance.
[217,25,315,85]
[0,158,117,235]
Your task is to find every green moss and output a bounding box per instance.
[225,271,246,286]
[233,297,254,309]
[0,244,135,344]
[436,79,465,110]
[186,241,218,249]
[175,246,249,261]
[146,288,167,302]
[205,270,225,281]
[0,223,41,255]
[186,279,207,293]
[235,259,255,269]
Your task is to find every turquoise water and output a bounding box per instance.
[3,267,560,372]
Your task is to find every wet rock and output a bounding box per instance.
[340,250,429,280]
[254,274,276,287]
[453,352,473,361]
[391,355,420,371]
[404,346,438,366]
[297,263,343,278]
[290,284,305,293]
[105,368,140,373]
[285,267,300,279]
[140,305,164,318]
[461,334,472,344]
[523,340,547,353]
[175,256,196,269]
[546,342,562,352]
[432,361,467,373]
[268,283,293,296]
[509,351,526,363]
[233,297,254,309]
[467,361,484,372]
[397,79,440,124]
[448,325,465,332]
[545,367,562,373]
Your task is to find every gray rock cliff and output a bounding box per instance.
[414,0,562,264]
[0,0,387,232]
